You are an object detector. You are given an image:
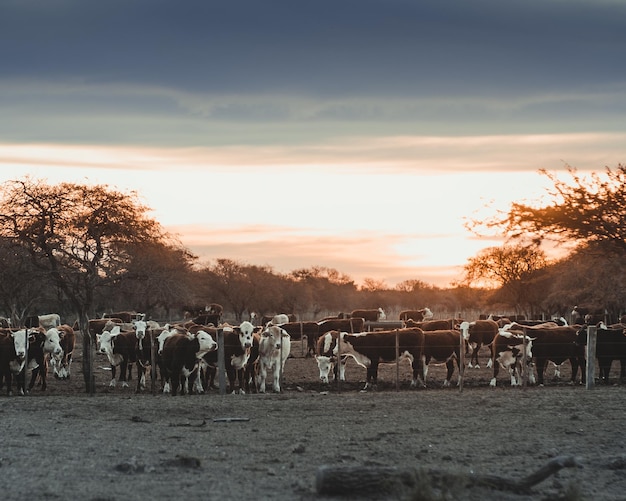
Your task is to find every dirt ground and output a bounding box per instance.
[1,337,626,501]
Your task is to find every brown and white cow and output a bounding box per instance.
[312,317,365,357]
[27,326,64,391]
[258,325,291,393]
[489,329,534,387]
[399,308,433,322]
[0,329,31,395]
[335,328,425,390]
[349,308,386,322]
[160,330,218,395]
[461,319,499,369]
[315,330,350,384]
[50,324,76,380]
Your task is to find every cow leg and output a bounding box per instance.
[226,367,237,394]
[236,368,246,394]
[109,365,117,387]
[535,358,546,386]
[259,362,268,393]
[272,364,281,393]
[120,360,129,388]
[443,359,455,387]
[489,359,500,387]
[363,364,378,391]
[171,372,180,396]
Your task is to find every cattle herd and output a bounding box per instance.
[1,306,626,397]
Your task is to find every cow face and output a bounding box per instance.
[315,355,334,383]
[156,329,174,355]
[262,325,288,350]
[133,320,147,349]
[239,321,255,349]
[195,330,218,355]
[11,329,28,361]
[44,328,64,357]
[377,308,386,321]
[96,326,121,356]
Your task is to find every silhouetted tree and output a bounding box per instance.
[0,177,169,392]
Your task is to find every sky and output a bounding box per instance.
[2,0,626,288]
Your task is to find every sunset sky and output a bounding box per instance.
[2,1,626,287]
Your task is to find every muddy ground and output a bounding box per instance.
[1,337,625,500]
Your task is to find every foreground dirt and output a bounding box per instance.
[1,340,625,500]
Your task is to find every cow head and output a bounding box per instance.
[96,325,121,356]
[195,330,218,357]
[133,320,147,350]
[422,307,434,320]
[262,325,289,350]
[11,329,28,361]
[377,308,386,321]
[156,328,175,355]
[315,355,334,383]
[238,321,255,349]
[44,327,64,357]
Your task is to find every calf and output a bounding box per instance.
[422,330,462,387]
[576,324,626,384]
[315,330,350,384]
[336,328,425,390]
[161,331,218,396]
[489,329,534,387]
[28,327,64,391]
[258,325,291,393]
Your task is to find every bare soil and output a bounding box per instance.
[1,338,625,501]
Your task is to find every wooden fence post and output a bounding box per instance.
[586,325,597,390]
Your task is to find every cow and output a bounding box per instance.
[0,329,30,395]
[202,321,255,394]
[26,327,64,392]
[312,317,365,357]
[489,329,534,387]
[399,308,434,322]
[422,330,463,387]
[572,306,605,325]
[349,308,386,322]
[461,319,499,369]
[24,313,61,330]
[260,313,297,326]
[191,313,221,326]
[404,318,456,331]
[96,326,151,391]
[278,321,319,342]
[103,311,144,323]
[315,330,350,384]
[50,324,76,380]
[576,323,626,384]
[335,328,425,390]
[160,330,218,396]
[505,323,585,386]
[257,325,291,393]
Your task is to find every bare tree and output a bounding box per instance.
[0,178,168,392]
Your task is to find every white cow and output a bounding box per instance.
[258,325,291,393]
[38,314,61,330]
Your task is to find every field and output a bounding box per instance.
[1,336,626,500]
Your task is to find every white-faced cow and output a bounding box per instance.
[0,329,30,395]
[489,329,535,387]
[27,326,64,391]
[160,330,218,395]
[200,321,255,394]
[349,308,386,322]
[258,325,291,393]
[315,330,350,384]
[335,328,425,390]
[461,319,499,369]
[313,317,365,357]
[399,308,433,322]
[50,324,76,380]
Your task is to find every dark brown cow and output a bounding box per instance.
[513,324,585,386]
[336,328,425,390]
[278,321,319,341]
[404,318,456,331]
[0,329,30,395]
[399,308,433,322]
[422,330,463,387]
[461,319,499,369]
[572,306,605,325]
[349,308,386,322]
[576,324,626,384]
[160,331,218,396]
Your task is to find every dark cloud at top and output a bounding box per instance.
[2,0,625,98]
